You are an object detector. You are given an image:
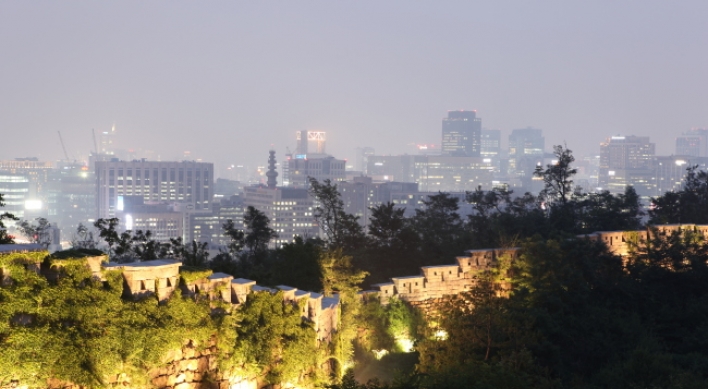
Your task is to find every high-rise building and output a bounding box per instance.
[599,135,656,195]
[675,129,708,157]
[286,156,346,188]
[481,129,501,159]
[296,130,327,155]
[189,195,244,247]
[355,147,375,173]
[366,155,494,192]
[441,110,482,157]
[46,162,96,235]
[0,174,30,219]
[338,177,418,228]
[654,156,708,196]
[481,129,502,174]
[508,127,545,181]
[283,131,346,188]
[95,160,214,219]
[100,124,117,155]
[244,151,318,246]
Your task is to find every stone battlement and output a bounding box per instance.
[0,246,340,344]
[367,247,520,305]
[367,225,708,305]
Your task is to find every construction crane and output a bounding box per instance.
[92,128,99,155]
[57,131,70,162]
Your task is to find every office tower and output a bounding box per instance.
[114,196,185,242]
[338,177,418,228]
[95,160,214,219]
[244,151,318,246]
[481,129,501,159]
[100,124,117,155]
[286,156,346,188]
[599,135,656,195]
[0,158,54,204]
[355,147,375,173]
[283,131,345,188]
[508,127,544,175]
[441,110,482,157]
[366,155,494,192]
[296,130,326,155]
[189,195,244,247]
[46,162,96,235]
[481,129,502,174]
[676,129,708,157]
[0,174,30,219]
[655,156,708,196]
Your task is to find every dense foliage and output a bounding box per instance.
[0,193,18,244]
[0,252,216,387]
[0,251,332,388]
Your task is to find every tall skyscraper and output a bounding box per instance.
[599,135,656,195]
[676,129,708,157]
[441,110,482,157]
[244,151,318,246]
[508,127,545,181]
[95,160,214,219]
[284,131,345,188]
[355,147,375,173]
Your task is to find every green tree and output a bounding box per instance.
[130,229,168,260]
[17,217,52,246]
[534,145,578,231]
[0,193,18,244]
[93,218,121,259]
[243,205,277,255]
[270,236,324,292]
[309,178,366,251]
[222,218,245,256]
[412,192,465,264]
[320,248,368,377]
[367,202,408,248]
[168,237,210,267]
[232,291,318,384]
[70,223,99,249]
[650,165,708,224]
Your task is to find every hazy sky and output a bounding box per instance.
[1,1,707,175]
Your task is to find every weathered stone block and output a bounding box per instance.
[198,356,210,371]
[152,375,169,388]
[187,359,199,371]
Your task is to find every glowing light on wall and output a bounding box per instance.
[434,330,448,340]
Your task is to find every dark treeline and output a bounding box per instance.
[326,147,708,388]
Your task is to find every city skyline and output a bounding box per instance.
[1,1,707,169]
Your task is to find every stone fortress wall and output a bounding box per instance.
[0,245,340,389]
[1,223,705,388]
[0,251,341,344]
[365,224,708,306]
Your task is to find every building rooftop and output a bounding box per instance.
[208,272,233,280]
[104,259,181,269]
[232,278,256,285]
[0,243,44,253]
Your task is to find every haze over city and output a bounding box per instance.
[2,1,707,171]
